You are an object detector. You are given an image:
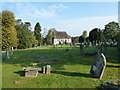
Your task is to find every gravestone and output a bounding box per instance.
[25,71,38,77]
[117,36,120,52]
[98,44,105,53]
[46,65,51,74]
[24,67,42,71]
[23,65,51,77]
[85,41,90,48]
[5,48,10,60]
[10,47,14,55]
[90,52,106,79]
[43,66,46,74]
[80,44,84,54]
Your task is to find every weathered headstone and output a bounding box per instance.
[5,48,10,60]
[46,65,51,74]
[10,47,14,55]
[90,52,106,79]
[43,66,46,74]
[98,44,105,53]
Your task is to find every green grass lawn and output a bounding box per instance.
[2,45,120,88]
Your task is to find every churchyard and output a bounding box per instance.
[2,45,120,88]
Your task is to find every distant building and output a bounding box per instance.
[51,29,71,45]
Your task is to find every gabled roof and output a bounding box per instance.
[53,30,71,39]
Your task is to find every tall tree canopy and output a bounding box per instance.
[46,30,52,45]
[103,21,120,41]
[1,10,18,49]
[82,30,88,42]
[89,28,102,44]
[34,22,42,46]
[15,19,38,49]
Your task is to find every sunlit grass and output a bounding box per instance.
[2,45,119,88]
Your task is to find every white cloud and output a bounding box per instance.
[14,3,57,19]
[11,3,69,20]
[48,4,69,12]
[48,15,118,36]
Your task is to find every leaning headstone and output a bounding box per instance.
[90,52,106,79]
[5,48,10,60]
[98,44,105,53]
[46,65,51,74]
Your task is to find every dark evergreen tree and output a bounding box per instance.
[46,30,52,45]
[89,28,102,44]
[34,22,42,46]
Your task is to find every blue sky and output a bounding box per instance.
[1,2,118,36]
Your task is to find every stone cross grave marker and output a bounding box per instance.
[90,52,106,79]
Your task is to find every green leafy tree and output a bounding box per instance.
[103,21,120,41]
[34,22,42,46]
[1,10,18,49]
[82,30,88,42]
[15,19,38,49]
[46,30,52,45]
[89,28,102,44]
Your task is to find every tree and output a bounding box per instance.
[103,21,120,42]
[82,30,88,42]
[34,22,42,46]
[1,10,18,49]
[15,19,38,49]
[79,36,84,43]
[46,30,52,45]
[89,28,102,44]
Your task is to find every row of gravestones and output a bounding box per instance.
[79,42,109,55]
[3,47,14,60]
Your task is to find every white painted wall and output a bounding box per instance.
[53,38,72,45]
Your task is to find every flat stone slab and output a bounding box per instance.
[23,67,42,71]
[25,71,38,77]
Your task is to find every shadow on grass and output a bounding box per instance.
[52,71,92,78]
[14,71,25,77]
[106,65,120,68]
